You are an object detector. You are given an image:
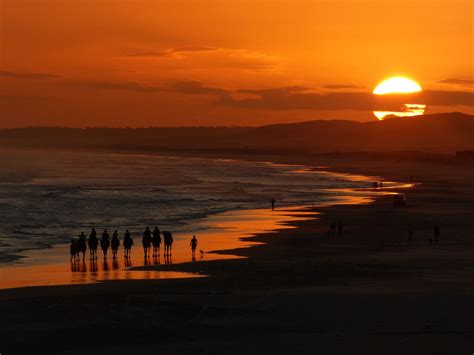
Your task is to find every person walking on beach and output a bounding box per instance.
[434,224,440,244]
[152,226,161,257]
[100,229,110,259]
[163,231,169,255]
[163,231,174,255]
[123,229,133,259]
[271,198,276,211]
[77,232,87,261]
[190,235,198,256]
[88,228,98,260]
[111,230,120,259]
[142,226,152,259]
[168,232,174,255]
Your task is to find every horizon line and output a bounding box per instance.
[0,112,471,130]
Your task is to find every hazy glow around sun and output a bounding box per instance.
[373,77,422,95]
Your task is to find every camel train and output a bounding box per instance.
[70,227,176,262]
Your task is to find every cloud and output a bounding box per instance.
[0,94,55,102]
[123,47,277,66]
[77,80,474,109]
[241,64,276,72]
[218,87,375,111]
[172,46,219,53]
[323,85,365,90]
[82,81,164,93]
[81,80,227,95]
[217,87,474,111]
[437,78,474,86]
[421,90,474,106]
[124,46,220,58]
[0,70,61,79]
[170,81,228,95]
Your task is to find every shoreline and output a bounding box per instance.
[0,206,316,289]
[0,151,409,290]
[0,151,388,266]
[1,153,473,354]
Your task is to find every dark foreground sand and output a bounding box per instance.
[0,157,473,355]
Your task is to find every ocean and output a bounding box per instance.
[0,149,386,263]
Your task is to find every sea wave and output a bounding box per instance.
[0,149,378,263]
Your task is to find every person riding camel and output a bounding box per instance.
[142,226,152,258]
[111,230,120,259]
[100,229,110,259]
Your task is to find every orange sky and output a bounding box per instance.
[0,0,473,127]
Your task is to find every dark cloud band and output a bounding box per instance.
[217,88,474,110]
[0,70,61,79]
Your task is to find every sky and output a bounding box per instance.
[0,0,473,128]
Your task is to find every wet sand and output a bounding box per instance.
[0,164,405,290]
[0,207,315,289]
[0,157,473,354]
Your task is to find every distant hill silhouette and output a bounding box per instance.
[0,112,472,153]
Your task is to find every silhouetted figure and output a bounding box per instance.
[408,226,414,245]
[190,235,198,256]
[70,257,78,272]
[163,231,173,255]
[111,230,120,259]
[164,251,172,264]
[379,181,383,189]
[373,182,378,189]
[103,259,109,272]
[100,229,110,259]
[89,259,98,273]
[142,226,152,258]
[70,239,78,262]
[163,231,168,254]
[271,198,276,211]
[77,232,87,261]
[123,229,133,259]
[124,255,132,268]
[88,228,98,260]
[337,221,343,236]
[330,221,337,237]
[168,232,174,255]
[152,226,161,257]
[434,224,440,244]
[112,259,119,270]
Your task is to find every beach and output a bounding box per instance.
[0,207,317,289]
[2,1,472,352]
[0,149,401,288]
[0,155,473,354]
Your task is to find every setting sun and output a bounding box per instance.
[373,77,422,95]
[373,77,425,120]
